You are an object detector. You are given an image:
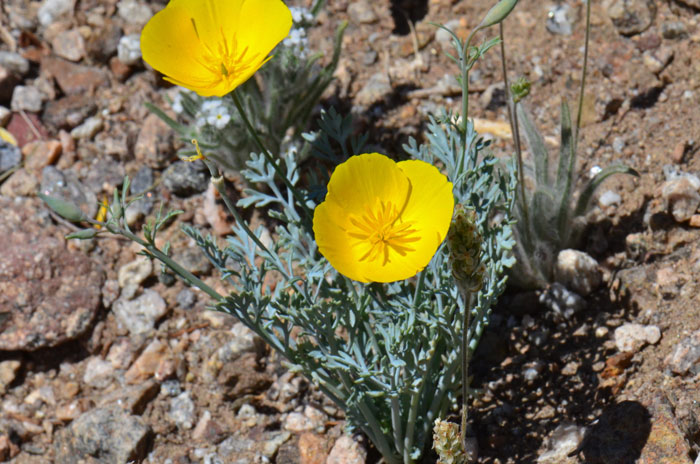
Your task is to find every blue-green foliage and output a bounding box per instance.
[183,109,516,464]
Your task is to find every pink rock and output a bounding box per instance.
[41,56,107,96]
[326,436,366,464]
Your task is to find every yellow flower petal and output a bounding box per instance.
[313,153,455,283]
[141,0,292,97]
[326,153,410,215]
[397,159,455,267]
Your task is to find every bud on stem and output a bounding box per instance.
[476,0,519,31]
[38,192,86,223]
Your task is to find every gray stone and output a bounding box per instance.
[11,85,44,112]
[53,405,151,463]
[664,329,700,375]
[607,0,656,36]
[661,177,700,223]
[614,323,661,353]
[51,29,86,62]
[70,115,103,140]
[554,249,602,296]
[83,356,115,388]
[537,423,586,463]
[0,197,103,351]
[118,256,153,290]
[112,289,167,335]
[117,34,142,66]
[169,391,196,429]
[117,0,153,28]
[347,1,377,24]
[163,160,209,197]
[43,94,97,130]
[38,0,76,26]
[0,140,21,172]
[354,72,392,107]
[546,4,575,35]
[0,51,30,76]
[176,288,196,309]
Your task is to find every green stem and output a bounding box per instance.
[460,292,473,451]
[499,23,531,249]
[96,219,223,302]
[230,91,313,222]
[455,29,477,179]
[403,386,421,464]
[574,0,591,150]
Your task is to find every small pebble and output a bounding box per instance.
[11,86,44,112]
[614,323,661,353]
[70,116,103,140]
[554,250,602,296]
[117,34,142,66]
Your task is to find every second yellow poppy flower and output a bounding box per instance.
[141,0,293,97]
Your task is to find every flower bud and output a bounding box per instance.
[66,229,99,240]
[447,205,485,295]
[38,192,86,222]
[477,0,519,30]
[433,418,466,464]
[511,76,531,103]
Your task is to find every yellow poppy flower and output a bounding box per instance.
[141,0,292,97]
[313,153,455,283]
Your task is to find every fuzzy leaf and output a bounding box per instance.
[574,164,640,217]
[516,103,548,186]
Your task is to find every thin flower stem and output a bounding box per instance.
[230,91,313,222]
[92,218,223,301]
[498,23,530,245]
[456,30,477,178]
[391,396,405,459]
[403,385,421,464]
[460,292,473,452]
[208,168,290,277]
[574,0,592,149]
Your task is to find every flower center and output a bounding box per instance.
[348,200,419,265]
[191,20,260,85]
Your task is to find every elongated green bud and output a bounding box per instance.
[447,205,485,295]
[477,0,519,30]
[38,192,86,222]
[66,228,99,240]
[433,418,466,464]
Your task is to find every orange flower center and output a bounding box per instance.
[348,200,419,265]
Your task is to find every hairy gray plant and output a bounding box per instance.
[499,3,638,290]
